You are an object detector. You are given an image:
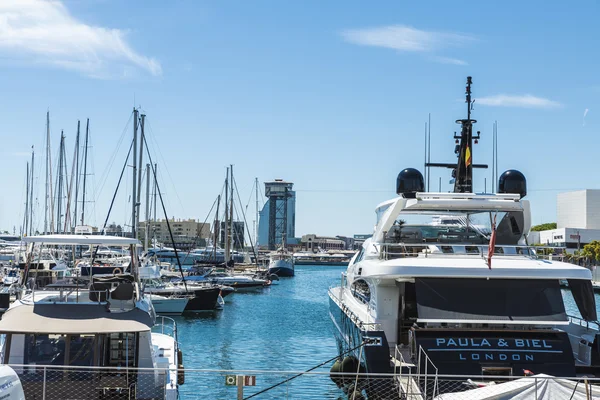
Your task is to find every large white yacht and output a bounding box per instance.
[328,78,600,394]
[0,235,183,400]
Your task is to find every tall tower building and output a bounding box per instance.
[258,179,295,249]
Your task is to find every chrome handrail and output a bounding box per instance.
[155,315,178,342]
[377,243,542,260]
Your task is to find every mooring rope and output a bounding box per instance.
[243,338,375,400]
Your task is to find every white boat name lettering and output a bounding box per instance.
[435,338,553,349]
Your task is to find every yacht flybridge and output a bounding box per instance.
[0,235,183,399]
[329,78,600,392]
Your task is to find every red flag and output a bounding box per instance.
[487,214,497,269]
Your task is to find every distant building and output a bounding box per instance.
[139,218,210,250]
[104,223,123,236]
[300,234,345,251]
[217,221,245,250]
[557,190,600,229]
[528,228,599,252]
[528,189,600,254]
[258,180,296,249]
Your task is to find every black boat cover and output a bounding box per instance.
[415,278,567,323]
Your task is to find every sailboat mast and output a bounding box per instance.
[283,184,288,248]
[224,167,229,262]
[153,163,157,224]
[132,109,138,239]
[73,120,80,230]
[44,115,50,234]
[56,132,65,234]
[64,127,79,232]
[229,165,234,253]
[81,119,89,226]
[29,146,34,236]
[136,114,145,237]
[145,163,150,251]
[255,177,259,247]
[213,195,221,261]
[25,162,30,236]
[47,111,55,234]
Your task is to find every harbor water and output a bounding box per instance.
[176,265,346,399]
[170,265,598,399]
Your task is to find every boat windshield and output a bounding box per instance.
[387,209,524,245]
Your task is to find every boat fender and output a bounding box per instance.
[269,274,279,281]
[329,359,343,387]
[113,267,122,275]
[341,356,362,385]
[341,356,359,373]
[347,385,364,400]
[177,348,185,385]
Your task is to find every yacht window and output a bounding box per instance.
[390,210,524,245]
[352,248,364,265]
[25,334,67,365]
[107,332,137,367]
[415,278,567,323]
[351,279,370,304]
[68,335,96,366]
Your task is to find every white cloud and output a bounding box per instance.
[583,108,589,126]
[0,0,161,78]
[340,24,475,65]
[429,56,468,66]
[476,94,562,109]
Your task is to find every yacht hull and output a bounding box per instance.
[185,287,221,311]
[150,296,189,315]
[268,259,294,277]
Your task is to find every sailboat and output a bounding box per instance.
[268,235,294,277]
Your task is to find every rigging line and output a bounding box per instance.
[242,338,376,400]
[244,179,255,212]
[232,176,258,265]
[144,119,186,214]
[257,181,265,209]
[142,133,187,291]
[90,138,134,265]
[209,179,228,242]
[95,112,133,201]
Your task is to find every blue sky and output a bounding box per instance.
[0,0,598,238]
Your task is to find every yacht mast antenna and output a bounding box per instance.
[426,76,487,193]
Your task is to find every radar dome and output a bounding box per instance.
[498,169,527,199]
[396,168,424,198]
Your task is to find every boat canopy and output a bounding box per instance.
[23,234,141,246]
[0,303,152,334]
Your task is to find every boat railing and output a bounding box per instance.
[21,288,110,305]
[155,315,178,342]
[568,314,600,330]
[328,286,381,332]
[377,243,541,260]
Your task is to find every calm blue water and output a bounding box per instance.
[174,265,346,399]
[169,266,600,399]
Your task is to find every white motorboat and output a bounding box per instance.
[0,234,184,400]
[328,78,600,397]
[149,294,189,315]
[187,269,270,291]
[268,248,294,277]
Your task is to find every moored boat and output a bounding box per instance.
[328,78,600,397]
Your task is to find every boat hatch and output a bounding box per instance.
[414,278,569,325]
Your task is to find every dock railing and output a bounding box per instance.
[6,364,600,399]
[7,364,600,399]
